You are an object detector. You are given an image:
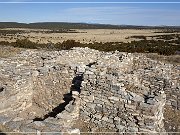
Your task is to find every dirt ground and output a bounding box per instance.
[1,28,180,44]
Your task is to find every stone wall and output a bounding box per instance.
[80,53,166,132]
[0,50,77,119]
[32,64,75,116]
[0,47,179,134]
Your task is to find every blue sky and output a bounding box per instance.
[0,0,180,26]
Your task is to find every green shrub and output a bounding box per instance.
[0,36,179,55]
[14,38,37,49]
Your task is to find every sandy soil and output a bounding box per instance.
[0,28,179,44]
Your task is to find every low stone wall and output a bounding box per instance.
[0,47,179,134]
[32,64,75,116]
[0,51,77,119]
[80,57,166,132]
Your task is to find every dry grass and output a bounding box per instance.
[72,118,118,135]
[0,46,23,58]
[1,29,179,44]
[146,53,180,65]
[0,125,23,135]
[164,106,180,132]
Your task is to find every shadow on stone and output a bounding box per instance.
[33,93,73,121]
[33,73,84,121]
[70,74,83,93]
[44,93,73,119]
[86,62,97,67]
[0,87,4,92]
[0,130,6,135]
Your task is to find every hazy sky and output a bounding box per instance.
[0,0,180,26]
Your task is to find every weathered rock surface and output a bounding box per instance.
[0,47,179,134]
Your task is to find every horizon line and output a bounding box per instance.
[0,2,180,4]
[0,21,180,27]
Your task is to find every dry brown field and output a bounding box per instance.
[1,28,180,44]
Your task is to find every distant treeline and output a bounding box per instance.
[0,22,180,30]
[0,37,179,55]
[0,29,84,35]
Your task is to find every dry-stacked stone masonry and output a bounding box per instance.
[0,47,179,134]
[80,53,166,132]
